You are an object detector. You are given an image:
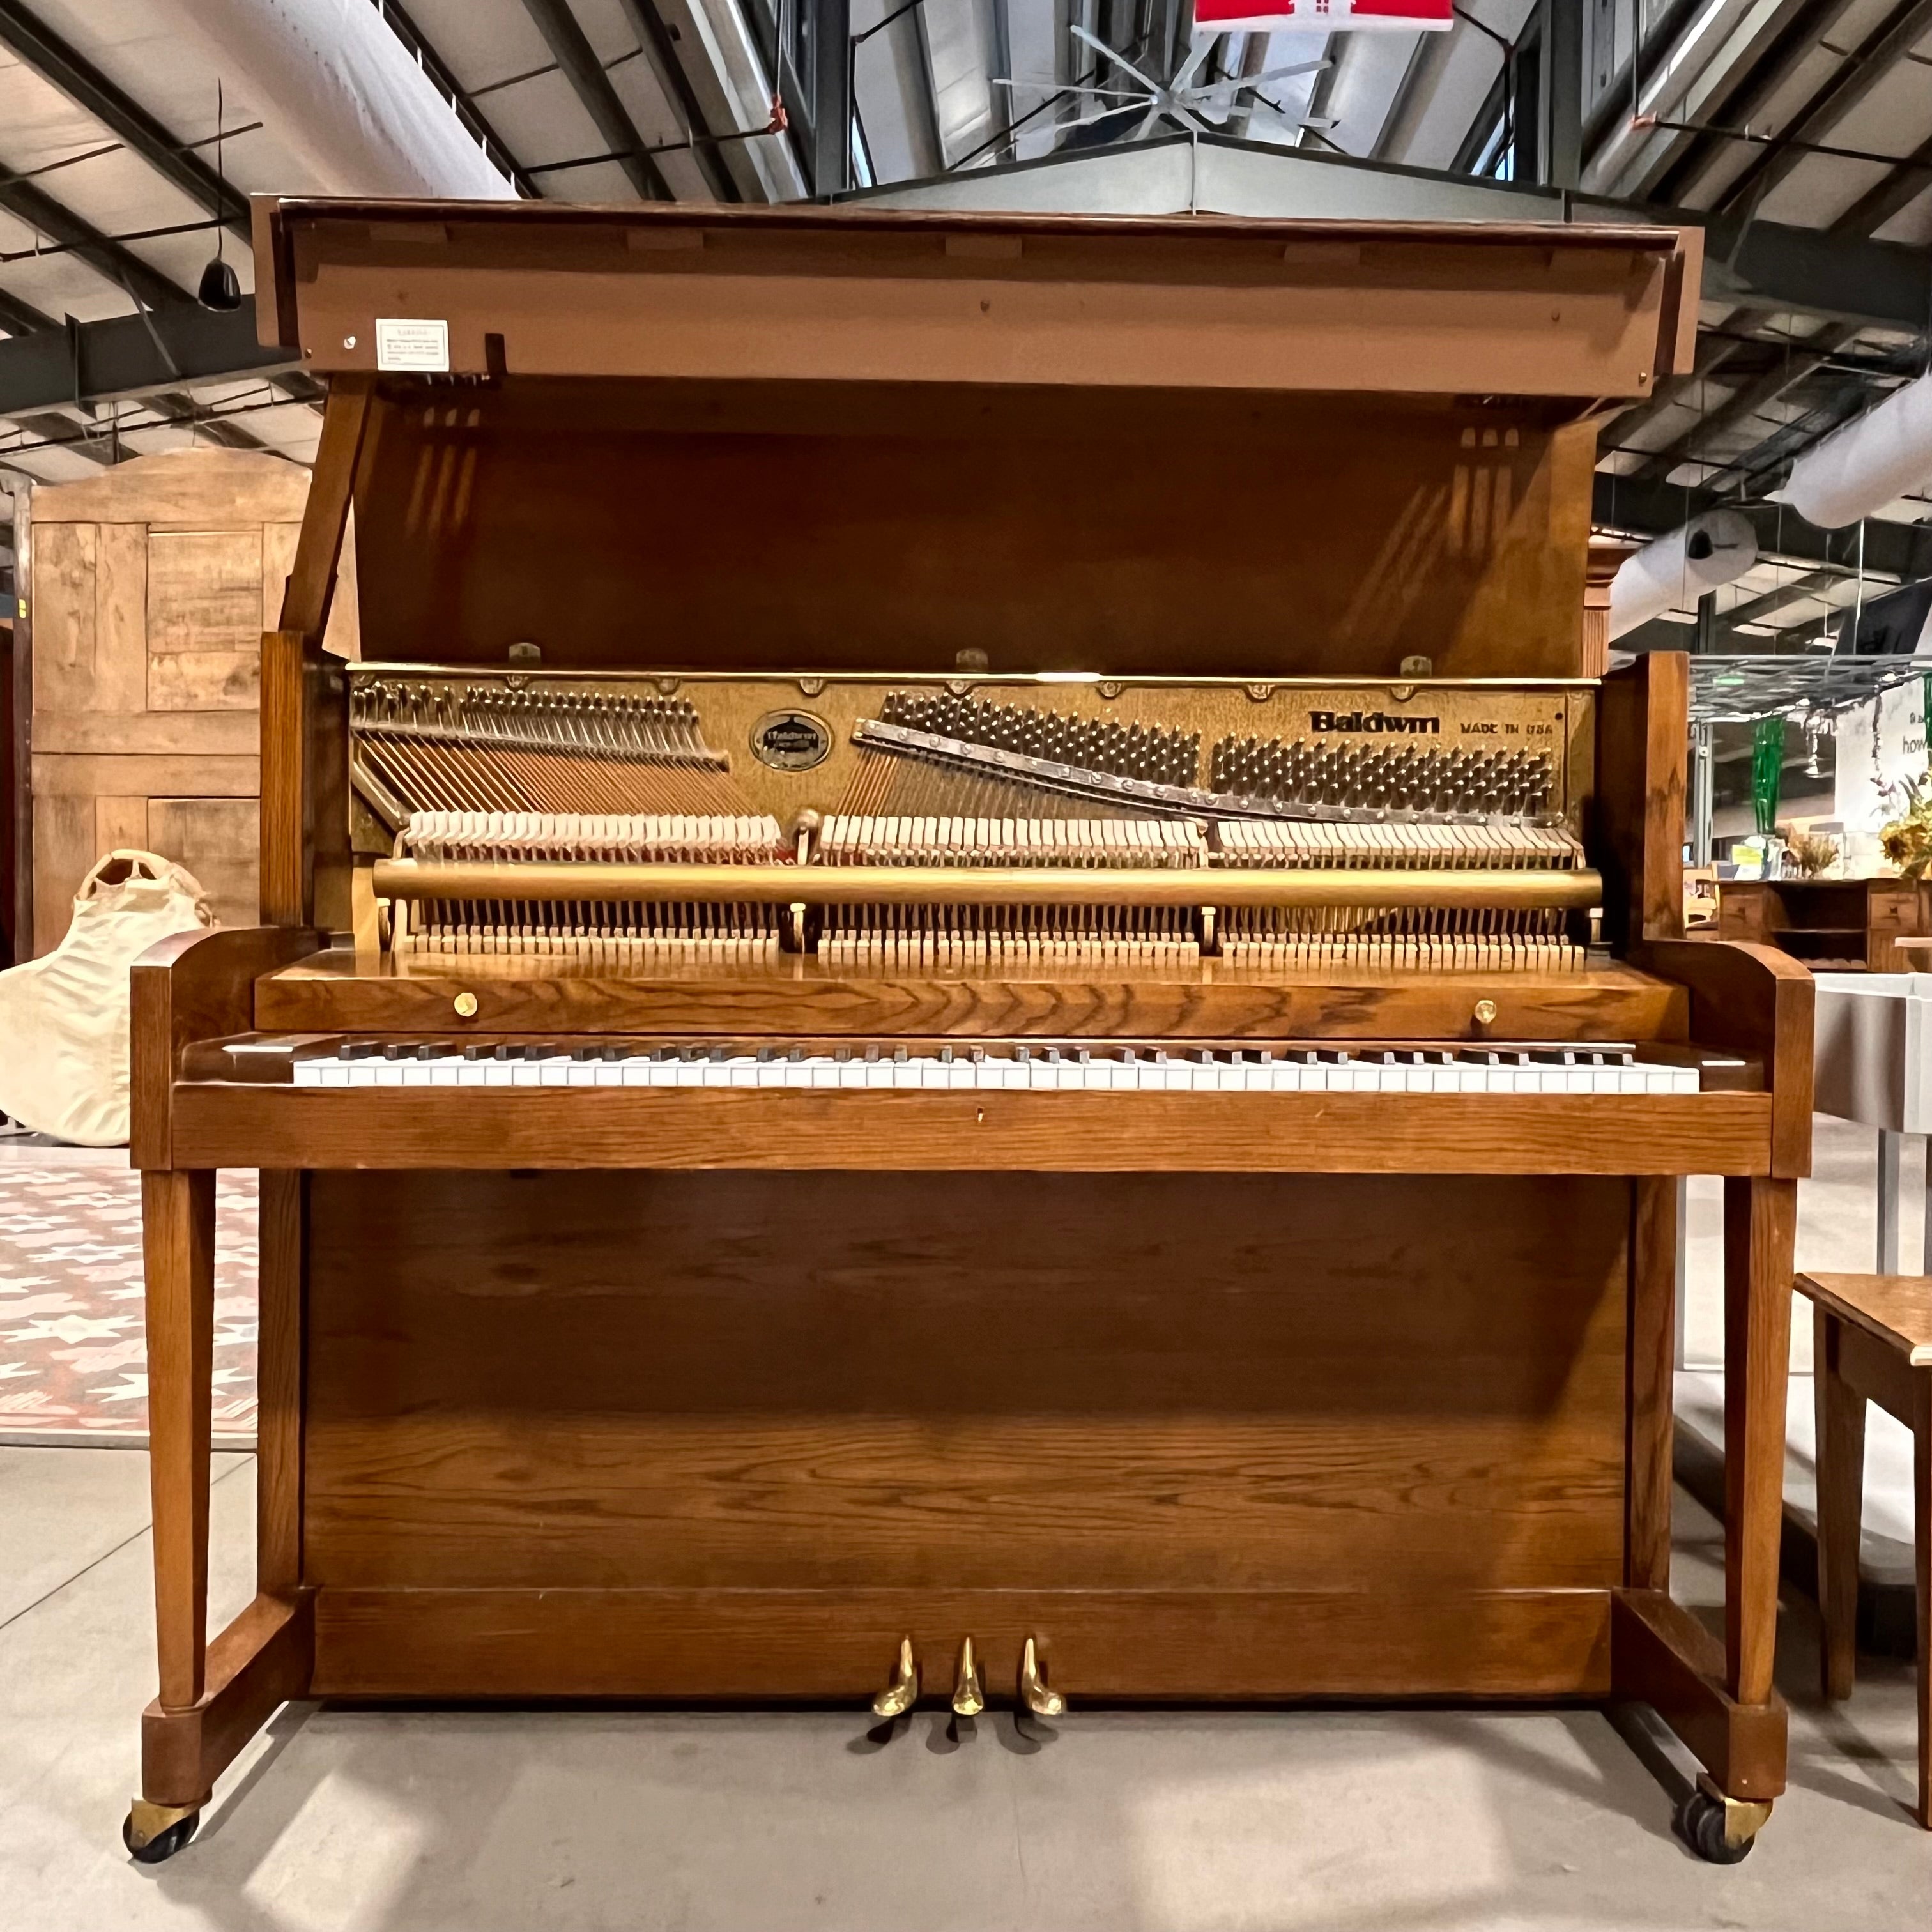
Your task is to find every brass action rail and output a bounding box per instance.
[372,859,1604,912]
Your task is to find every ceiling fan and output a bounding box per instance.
[995,24,1333,143]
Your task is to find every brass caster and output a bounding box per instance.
[1018,1637,1066,1719]
[1678,1776,1770,1865]
[124,1798,201,1865]
[870,1636,919,1721]
[951,1636,985,1717]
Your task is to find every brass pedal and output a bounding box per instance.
[1018,1636,1066,1719]
[951,1636,985,1717]
[870,1636,919,1720]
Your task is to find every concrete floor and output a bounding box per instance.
[1,1117,1925,1927]
[0,1445,1921,1931]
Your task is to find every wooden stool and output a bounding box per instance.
[1799,1273,1932,1826]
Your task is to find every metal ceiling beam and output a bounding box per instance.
[0,0,249,240]
[806,0,851,197]
[617,0,742,203]
[518,0,674,201]
[8,410,111,464]
[0,284,54,337]
[1834,126,1932,239]
[1593,471,1932,580]
[0,176,185,312]
[0,297,299,417]
[1721,566,1842,631]
[1643,0,1857,206]
[1631,325,1859,484]
[1712,0,1932,215]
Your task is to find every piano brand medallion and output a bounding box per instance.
[750,709,832,771]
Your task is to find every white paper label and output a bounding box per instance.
[374,318,450,372]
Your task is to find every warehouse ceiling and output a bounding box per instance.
[0,0,1928,656]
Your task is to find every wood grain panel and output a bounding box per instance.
[95,522,149,712]
[254,951,1691,1044]
[171,1084,1776,1176]
[31,711,260,756]
[29,521,96,715]
[30,791,95,960]
[30,753,258,797]
[303,1170,1629,1598]
[42,447,310,526]
[146,530,265,711]
[354,388,1591,679]
[95,794,150,857]
[310,1584,1616,1702]
[148,798,259,931]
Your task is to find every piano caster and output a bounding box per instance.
[871,1636,920,1720]
[1018,1637,1066,1720]
[1678,1778,1770,1865]
[951,1636,986,1718]
[123,1798,200,1864]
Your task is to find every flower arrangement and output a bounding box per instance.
[1879,770,1932,880]
[1779,825,1839,879]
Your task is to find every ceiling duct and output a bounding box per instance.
[1608,510,1758,640]
[146,0,513,198]
[1776,371,1932,532]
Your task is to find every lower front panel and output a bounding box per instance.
[309,1587,1615,1701]
[302,1170,1630,1699]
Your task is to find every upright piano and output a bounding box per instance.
[125,200,1812,1867]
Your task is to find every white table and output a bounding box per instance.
[1813,971,1932,1271]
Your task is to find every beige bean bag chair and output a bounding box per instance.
[0,852,213,1146]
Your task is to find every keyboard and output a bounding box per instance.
[286,1041,1704,1095]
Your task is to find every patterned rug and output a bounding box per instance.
[0,1160,257,1446]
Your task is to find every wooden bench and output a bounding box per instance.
[1798,1271,1931,1827]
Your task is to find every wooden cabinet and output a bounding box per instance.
[1717,877,1930,972]
[19,448,357,954]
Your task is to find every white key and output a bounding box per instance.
[294,1061,325,1087]
[566,1061,598,1087]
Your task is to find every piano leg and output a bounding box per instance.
[127,1170,215,1862]
[127,1168,316,1865]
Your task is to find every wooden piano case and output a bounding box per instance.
[125,201,1809,1864]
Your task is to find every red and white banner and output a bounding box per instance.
[1193,0,1454,29]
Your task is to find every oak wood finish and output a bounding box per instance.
[167,1085,1778,1176]
[1610,1590,1786,1799]
[142,1169,214,1711]
[1719,878,1928,974]
[261,204,1690,397]
[1646,938,1813,1178]
[125,208,1791,1836]
[256,1172,307,1597]
[1627,1176,1678,1592]
[141,1592,314,1811]
[1724,1176,1797,1708]
[300,1169,1626,1696]
[1597,653,1686,953]
[309,1586,1614,1703]
[128,924,319,1169]
[254,950,1691,1043]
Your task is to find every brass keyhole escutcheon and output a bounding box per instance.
[453,992,479,1019]
[1472,997,1498,1031]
